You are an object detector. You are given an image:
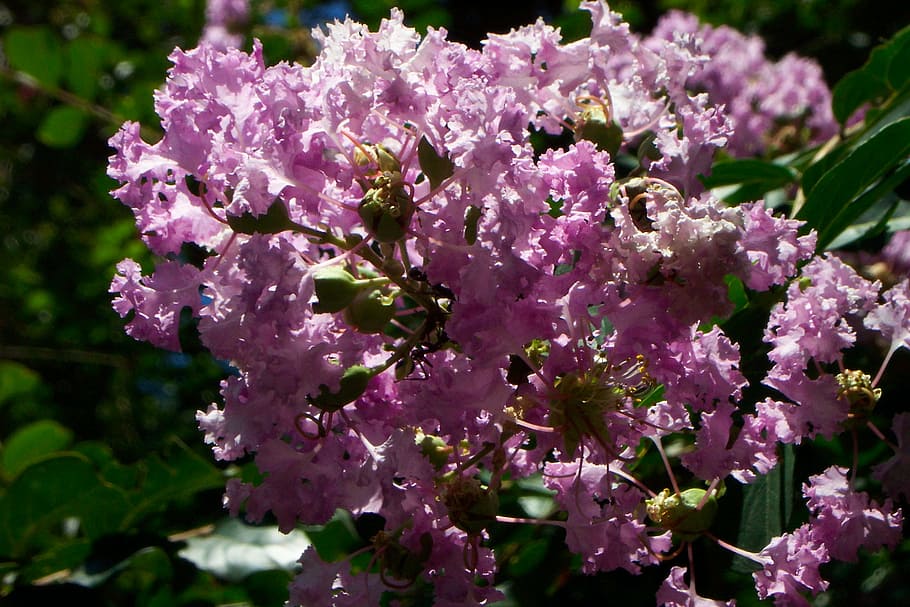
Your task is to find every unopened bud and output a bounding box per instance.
[307,364,373,412]
[313,267,362,313]
[646,488,718,541]
[343,288,395,333]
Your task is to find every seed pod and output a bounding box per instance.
[358,180,415,243]
[646,487,718,541]
[312,267,363,313]
[441,475,499,534]
[343,289,395,333]
[574,103,623,155]
[307,364,373,412]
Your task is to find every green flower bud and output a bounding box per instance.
[312,267,390,314]
[574,104,623,155]
[307,364,373,412]
[418,434,453,469]
[358,175,415,243]
[646,488,718,541]
[312,267,362,313]
[343,288,395,333]
[442,476,499,534]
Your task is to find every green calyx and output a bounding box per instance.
[307,364,373,412]
[646,488,719,541]
[312,266,387,314]
[342,288,396,333]
[441,475,499,534]
[837,368,881,422]
[418,433,453,470]
[574,103,623,155]
[358,173,415,243]
[549,364,625,456]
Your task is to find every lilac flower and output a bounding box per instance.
[110,259,202,351]
[108,3,904,605]
[543,461,671,573]
[753,524,829,606]
[765,255,880,380]
[646,11,836,156]
[657,566,736,606]
[882,230,910,275]
[803,466,903,561]
[865,279,910,362]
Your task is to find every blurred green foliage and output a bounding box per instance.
[1,1,908,605]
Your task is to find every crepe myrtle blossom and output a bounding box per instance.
[646,10,836,156]
[109,2,905,605]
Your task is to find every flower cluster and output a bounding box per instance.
[646,10,837,157]
[109,3,906,605]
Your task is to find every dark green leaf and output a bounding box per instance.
[3,26,64,88]
[507,538,549,576]
[64,37,106,100]
[0,419,73,480]
[18,539,91,584]
[800,147,846,199]
[797,117,910,248]
[701,159,795,190]
[724,274,748,315]
[0,454,131,558]
[121,439,224,526]
[832,25,910,123]
[305,511,363,563]
[244,569,295,607]
[37,106,90,148]
[817,160,910,248]
[227,199,302,235]
[0,361,44,409]
[888,30,910,92]
[417,136,454,190]
[733,444,794,573]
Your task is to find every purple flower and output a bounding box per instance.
[657,566,736,606]
[803,465,903,562]
[753,524,829,606]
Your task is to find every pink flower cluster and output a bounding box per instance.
[646,11,837,157]
[109,3,906,605]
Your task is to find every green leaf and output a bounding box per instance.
[3,26,64,88]
[797,117,910,248]
[724,274,748,315]
[305,511,362,563]
[507,537,549,577]
[0,361,45,410]
[227,198,302,235]
[121,439,224,527]
[37,106,90,148]
[178,518,309,581]
[0,419,73,480]
[417,136,454,190]
[18,539,91,583]
[64,36,106,100]
[733,444,794,573]
[243,569,295,607]
[889,37,910,92]
[0,454,131,558]
[831,25,910,123]
[701,159,795,190]
[827,192,906,249]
